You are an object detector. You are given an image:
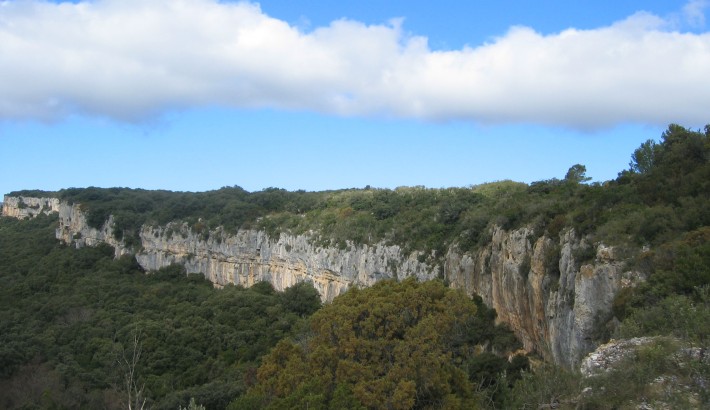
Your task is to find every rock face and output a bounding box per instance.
[135,223,436,303]
[2,196,60,219]
[55,201,131,258]
[445,227,632,368]
[580,337,656,378]
[2,195,640,368]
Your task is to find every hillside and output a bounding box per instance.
[0,214,521,409]
[2,124,709,408]
[0,214,322,409]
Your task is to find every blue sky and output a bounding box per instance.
[1,0,709,196]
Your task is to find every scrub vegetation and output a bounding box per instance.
[3,123,709,408]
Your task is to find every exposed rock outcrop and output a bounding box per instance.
[579,337,708,408]
[445,227,633,367]
[134,222,436,303]
[2,195,642,368]
[56,202,131,257]
[2,196,60,219]
[580,337,657,378]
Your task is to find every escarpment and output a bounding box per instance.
[132,223,437,303]
[2,196,60,219]
[3,195,641,368]
[445,228,638,368]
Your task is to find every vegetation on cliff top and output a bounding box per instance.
[11,124,710,260]
[3,123,710,408]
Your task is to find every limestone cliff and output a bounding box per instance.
[445,227,641,368]
[135,223,436,302]
[2,195,642,368]
[2,196,60,219]
[55,201,131,257]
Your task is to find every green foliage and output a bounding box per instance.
[8,125,704,278]
[564,164,591,184]
[503,338,710,410]
[580,338,708,409]
[506,363,581,410]
[0,215,321,409]
[233,279,524,409]
[7,189,56,197]
[6,122,710,410]
[629,139,657,174]
[7,125,708,262]
[619,287,710,345]
[279,281,322,317]
[179,397,206,410]
[614,227,710,319]
[507,337,709,409]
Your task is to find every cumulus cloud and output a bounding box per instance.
[1,0,709,128]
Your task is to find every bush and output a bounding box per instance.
[578,338,708,409]
[234,279,522,409]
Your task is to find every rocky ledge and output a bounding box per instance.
[3,195,647,368]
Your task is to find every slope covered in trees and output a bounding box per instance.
[229,279,526,409]
[0,212,524,409]
[3,123,710,408]
[0,214,321,409]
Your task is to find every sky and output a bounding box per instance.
[1,0,709,196]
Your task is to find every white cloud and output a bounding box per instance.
[0,0,709,128]
[684,0,709,27]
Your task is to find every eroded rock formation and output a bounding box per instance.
[134,222,436,303]
[2,196,60,219]
[3,195,642,368]
[445,227,634,367]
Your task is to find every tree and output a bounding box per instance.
[117,330,148,410]
[233,279,491,409]
[564,164,591,184]
[179,397,206,410]
[280,281,322,317]
[629,139,657,174]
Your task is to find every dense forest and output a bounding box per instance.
[2,124,710,408]
[0,214,324,409]
[0,214,523,409]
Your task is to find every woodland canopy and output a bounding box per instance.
[3,124,710,408]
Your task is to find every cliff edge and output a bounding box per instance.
[3,195,642,368]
